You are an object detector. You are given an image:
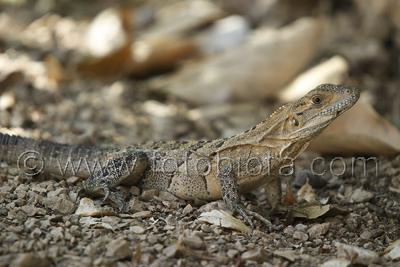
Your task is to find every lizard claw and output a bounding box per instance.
[233,203,272,232]
[272,200,321,218]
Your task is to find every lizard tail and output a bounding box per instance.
[0,133,105,178]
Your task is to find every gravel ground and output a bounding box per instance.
[1,0,400,266]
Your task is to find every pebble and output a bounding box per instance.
[130,226,146,234]
[132,211,152,219]
[293,231,308,242]
[227,249,239,258]
[283,225,295,235]
[182,235,205,250]
[350,188,374,203]
[307,223,330,239]
[163,244,178,258]
[141,189,159,202]
[295,223,308,232]
[41,196,76,215]
[105,238,131,258]
[129,186,141,196]
[10,253,51,267]
[182,204,193,215]
[241,248,270,263]
[335,242,379,265]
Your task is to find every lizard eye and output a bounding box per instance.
[312,95,322,104]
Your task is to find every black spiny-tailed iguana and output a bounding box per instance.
[0,84,360,229]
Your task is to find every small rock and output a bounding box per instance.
[141,189,159,202]
[234,240,246,252]
[165,215,176,230]
[102,216,120,227]
[21,205,46,216]
[153,244,164,253]
[9,225,24,233]
[320,258,351,267]
[47,188,69,198]
[182,204,193,215]
[241,248,270,263]
[295,223,308,232]
[70,225,81,237]
[182,236,205,250]
[200,224,211,233]
[163,244,178,258]
[350,188,374,203]
[159,191,179,201]
[227,249,239,258]
[132,211,152,219]
[127,198,146,213]
[335,242,379,265]
[283,225,295,235]
[106,238,132,259]
[387,242,400,260]
[274,250,295,262]
[30,228,42,238]
[307,223,330,239]
[42,196,76,215]
[147,234,159,245]
[361,229,384,240]
[130,186,141,196]
[293,231,308,241]
[50,227,64,242]
[66,176,80,185]
[24,218,40,231]
[10,253,51,267]
[324,217,343,227]
[130,226,146,234]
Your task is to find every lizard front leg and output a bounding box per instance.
[219,162,272,231]
[265,176,315,217]
[77,152,148,211]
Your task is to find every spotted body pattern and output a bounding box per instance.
[0,84,360,229]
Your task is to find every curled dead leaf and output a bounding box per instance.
[308,95,400,155]
[198,209,250,233]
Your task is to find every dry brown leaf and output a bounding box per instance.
[292,203,331,219]
[77,42,133,79]
[297,179,318,202]
[152,17,322,104]
[281,180,329,219]
[308,95,400,155]
[129,35,198,78]
[44,54,70,84]
[198,209,250,233]
[282,179,298,205]
[279,56,349,102]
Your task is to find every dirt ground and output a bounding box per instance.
[0,0,400,266]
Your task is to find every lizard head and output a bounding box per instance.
[281,83,360,140]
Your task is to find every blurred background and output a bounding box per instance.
[0,0,399,155]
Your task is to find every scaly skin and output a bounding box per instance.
[0,84,360,230]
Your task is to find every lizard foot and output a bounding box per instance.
[271,200,321,218]
[76,180,126,212]
[231,203,272,232]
